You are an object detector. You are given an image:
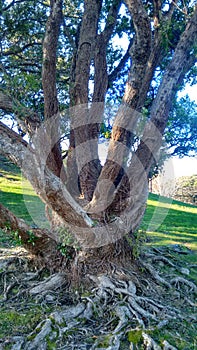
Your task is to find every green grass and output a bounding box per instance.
[142,192,197,252]
[0,307,45,339]
[0,156,48,228]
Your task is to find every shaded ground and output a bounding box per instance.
[0,229,196,350]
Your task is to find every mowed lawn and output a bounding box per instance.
[0,157,47,228]
[0,156,197,253]
[142,193,197,252]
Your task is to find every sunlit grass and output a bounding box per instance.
[0,165,47,227]
[148,196,197,213]
[142,193,197,252]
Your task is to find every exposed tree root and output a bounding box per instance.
[29,273,66,295]
[0,244,196,349]
[170,276,197,293]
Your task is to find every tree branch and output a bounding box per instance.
[108,41,132,86]
[2,42,42,56]
[0,91,41,134]
[87,0,152,212]
[0,121,94,240]
[102,0,122,44]
[42,0,62,119]
[70,0,102,105]
[133,5,197,174]
[123,0,152,108]
[42,0,66,179]
[0,203,57,257]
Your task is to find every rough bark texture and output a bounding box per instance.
[0,123,93,236]
[66,0,102,200]
[67,0,121,201]
[86,3,197,216]
[42,0,65,179]
[109,4,197,215]
[87,0,153,212]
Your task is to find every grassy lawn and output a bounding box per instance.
[142,193,197,252]
[0,156,47,228]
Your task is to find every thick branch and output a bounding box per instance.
[67,1,102,200]
[0,121,28,151]
[92,0,121,103]
[128,5,197,186]
[0,203,57,256]
[0,120,146,249]
[42,0,65,179]
[0,122,96,241]
[87,0,152,212]
[70,0,102,105]
[109,6,197,217]
[42,0,62,119]
[123,0,152,108]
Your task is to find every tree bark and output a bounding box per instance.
[0,203,55,251]
[0,122,93,234]
[66,0,102,200]
[0,1,197,253]
[87,0,153,213]
[67,0,122,201]
[109,4,197,215]
[42,0,65,180]
[86,2,197,217]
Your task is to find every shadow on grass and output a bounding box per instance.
[141,192,197,251]
[0,156,20,175]
[0,190,48,228]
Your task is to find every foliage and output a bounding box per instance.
[173,174,197,205]
[166,96,197,157]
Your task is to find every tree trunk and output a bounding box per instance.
[42,0,65,181]
[67,0,121,201]
[86,4,197,217]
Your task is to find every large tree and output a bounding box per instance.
[0,0,197,264]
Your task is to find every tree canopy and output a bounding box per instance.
[174,174,197,204]
[0,0,197,252]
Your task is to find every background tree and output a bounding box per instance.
[0,0,196,266]
[173,174,197,204]
[165,95,197,157]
